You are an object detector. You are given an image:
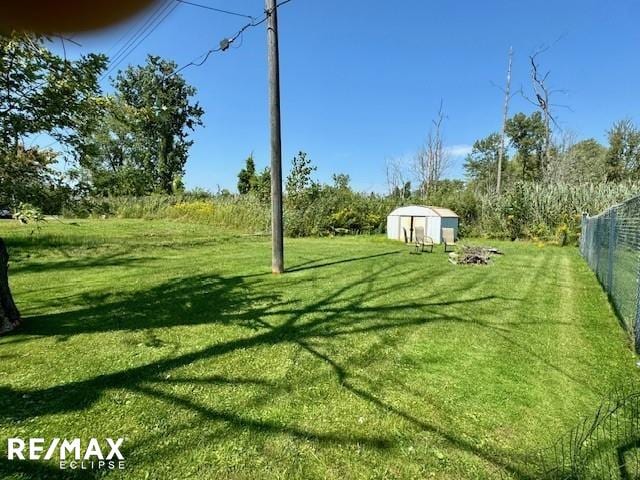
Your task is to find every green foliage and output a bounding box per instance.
[501,182,532,240]
[0,31,105,212]
[606,119,640,181]
[253,167,271,203]
[464,132,505,191]
[0,146,72,213]
[473,181,640,241]
[286,151,317,207]
[78,55,203,196]
[505,111,547,181]
[237,155,256,194]
[14,202,44,224]
[0,31,107,153]
[561,138,608,183]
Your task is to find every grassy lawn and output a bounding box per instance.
[0,219,638,479]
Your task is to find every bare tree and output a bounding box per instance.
[522,42,569,179]
[413,101,449,199]
[545,130,576,183]
[385,156,410,199]
[385,157,403,197]
[496,47,513,195]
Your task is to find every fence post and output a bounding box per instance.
[607,209,616,293]
[636,269,640,353]
[580,212,588,256]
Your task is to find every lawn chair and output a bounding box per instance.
[414,226,434,253]
[442,227,457,252]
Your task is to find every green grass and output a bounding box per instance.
[0,219,637,479]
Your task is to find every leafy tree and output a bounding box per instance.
[563,139,607,183]
[464,133,506,191]
[237,155,257,194]
[332,173,350,190]
[76,96,153,196]
[253,167,271,203]
[286,151,317,207]
[605,119,640,181]
[505,112,547,181]
[80,55,203,195]
[0,31,106,209]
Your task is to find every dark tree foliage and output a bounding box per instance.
[464,132,506,192]
[606,119,640,182]
[237,155,257,195]
[253,167,271,203]
[505,112,547,181]
[79,55,203,195]
[0,31,106,209]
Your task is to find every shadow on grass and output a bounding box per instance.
[10,252,155,275]
[0,255,542,478]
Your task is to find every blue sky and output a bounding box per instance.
[53,0,640,193]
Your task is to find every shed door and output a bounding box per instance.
[400,216,413,242]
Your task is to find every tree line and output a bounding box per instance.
[0,32,203,214]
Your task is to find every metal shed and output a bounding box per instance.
[386,205,459,244]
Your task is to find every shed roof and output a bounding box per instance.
[428,206,459,218]
[388,205,458,218]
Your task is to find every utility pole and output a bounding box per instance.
[266,0,284,273]
[497,46,513,195]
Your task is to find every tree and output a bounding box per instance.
[0,31,105,333]
[332,173,350,190]
[605,119,640,181]
[0,31,106,208]
[237,155,257,194]
[464,133,506,192]
[76,96,154,196]
[505,112,547,181]
[0,239,20,335]
[286,151,317,207]
[80,55,203,195]
[496,47,514,194]
[255,167,271,203]
[413,102,449,198]
[552,138,607,184]
[385,157,409,199]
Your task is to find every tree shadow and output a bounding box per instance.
[0,258,568,478]
[19,273,276,337]
[286,250,401,273]
[9,252,155,275]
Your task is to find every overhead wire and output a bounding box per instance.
[172,0,293,77]
[175,0,255,20]
[102,0,294,81]
[101,0,179,81]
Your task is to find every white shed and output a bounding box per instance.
[386,205,459,244]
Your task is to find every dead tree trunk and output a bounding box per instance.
[0,238,20,335]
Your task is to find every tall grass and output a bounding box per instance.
[473,182,640,241]
[65,182,640,240]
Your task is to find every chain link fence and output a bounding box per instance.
[580,195,640,352]
[519,389,640,480]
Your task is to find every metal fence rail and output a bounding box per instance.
[580,195,640,351]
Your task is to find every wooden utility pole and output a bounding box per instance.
[266,0,284,274]
[497,46,513,195]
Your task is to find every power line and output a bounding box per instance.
[101,0,179,81]
[107,0,172,67]
[175,0,254,20]
[105,1,168,58]
[172,0,292,77]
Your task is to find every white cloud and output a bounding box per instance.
[445,144,473,157]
